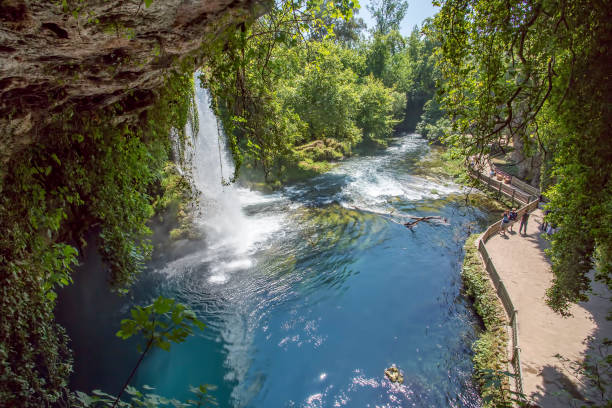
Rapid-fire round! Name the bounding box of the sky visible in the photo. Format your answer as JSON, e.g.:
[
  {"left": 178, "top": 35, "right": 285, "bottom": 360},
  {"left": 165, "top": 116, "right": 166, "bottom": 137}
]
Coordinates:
[{"left": 356, "top": 0, "right": 439, "bottom": 37}]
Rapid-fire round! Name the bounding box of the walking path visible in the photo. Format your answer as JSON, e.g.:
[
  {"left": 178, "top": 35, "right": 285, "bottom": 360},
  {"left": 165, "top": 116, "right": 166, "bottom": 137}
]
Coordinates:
[{"left": 485, "top": 210, "right": 611, "bottom": 406}]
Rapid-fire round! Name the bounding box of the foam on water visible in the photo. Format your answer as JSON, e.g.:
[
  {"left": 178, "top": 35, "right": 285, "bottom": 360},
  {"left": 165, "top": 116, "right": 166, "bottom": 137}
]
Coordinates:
[
  {"left": 166, "top": 82, "right": 285, "bottom": 283},
  {"left": 331, "top": 134, "right": 462, "bottom": 213}
]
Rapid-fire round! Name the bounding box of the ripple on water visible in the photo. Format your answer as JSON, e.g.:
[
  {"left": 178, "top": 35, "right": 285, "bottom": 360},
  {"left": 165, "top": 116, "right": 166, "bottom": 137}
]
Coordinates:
[{"left": 58, "top": 131, "right": 485, "bottom": 407}]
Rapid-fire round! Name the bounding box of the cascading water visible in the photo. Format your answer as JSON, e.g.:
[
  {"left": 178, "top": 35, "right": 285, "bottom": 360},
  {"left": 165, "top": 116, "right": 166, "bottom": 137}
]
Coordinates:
[
  {"left": 57, "top": 77, "right": 501, "bottom": 407},
  {"left": 169, "top": 83, "right": 283, "bottom": 285},
  {"left": 189, "top": 86, "right": 252, "bottom": 283}
]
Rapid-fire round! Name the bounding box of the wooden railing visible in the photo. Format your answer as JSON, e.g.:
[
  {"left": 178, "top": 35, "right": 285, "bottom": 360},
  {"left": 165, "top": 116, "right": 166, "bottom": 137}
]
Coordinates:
[
  {"left": 473, "top": 184, "right": 540, "bottom": 401},
  {"left": 487, "top": 160, "right": 540, "bottom": 197},
  {"left": 510, "top": 177, "right": 539, "bottom": 197},
  {"left": 469, "top": 168, "right": 536, "bottom": 206}
]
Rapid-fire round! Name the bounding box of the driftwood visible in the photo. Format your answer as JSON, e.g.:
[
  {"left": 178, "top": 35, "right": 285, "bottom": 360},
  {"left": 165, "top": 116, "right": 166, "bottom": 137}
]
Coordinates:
[
  {"left": 345, "top": 205, "right": 446, "bottom": 229},
  {"left": 403, "top": 216, "right": 443, "bottom": 228}
]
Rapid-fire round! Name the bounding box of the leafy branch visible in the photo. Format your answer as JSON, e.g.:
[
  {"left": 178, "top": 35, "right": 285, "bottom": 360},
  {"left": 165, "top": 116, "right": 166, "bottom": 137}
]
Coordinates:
[{"left": 110, "top": 296, "right": 206, "bottom": 407}]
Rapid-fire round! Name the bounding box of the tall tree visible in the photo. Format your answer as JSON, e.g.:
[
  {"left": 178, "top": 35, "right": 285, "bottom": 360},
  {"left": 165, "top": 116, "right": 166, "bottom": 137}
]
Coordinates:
[
  {"left": 366, "top": 0, "right": 409, "bottom": 34},
  {"left": 433, "top": 0, "right": 612, "bottom": 314}
]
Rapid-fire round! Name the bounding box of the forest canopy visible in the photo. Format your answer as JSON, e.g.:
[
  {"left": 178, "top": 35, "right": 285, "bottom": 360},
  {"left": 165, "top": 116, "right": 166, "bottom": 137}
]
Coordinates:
[{"left": 200, "top": 0, "right": 437, "bottom": 184}]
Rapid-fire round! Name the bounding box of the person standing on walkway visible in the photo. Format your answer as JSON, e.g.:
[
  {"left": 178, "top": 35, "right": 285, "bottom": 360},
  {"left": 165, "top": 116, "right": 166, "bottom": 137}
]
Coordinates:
[
  {"left": 500, "top": 211, "right": 510, "bottom": 236},
  {"left": 519, "top": 211, "right": 530, "bottom": 235},
  {"left": 540, "top": 209, "right": 551, "bottom": 231},
  {"left": 508, "top": 208, "right": 518, "bottom": 232}
]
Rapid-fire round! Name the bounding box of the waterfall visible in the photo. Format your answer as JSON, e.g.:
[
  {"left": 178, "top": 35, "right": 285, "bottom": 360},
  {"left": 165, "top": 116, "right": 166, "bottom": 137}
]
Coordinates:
[{"left": 176, "top": 80, "right": 284, "bottom": 284}]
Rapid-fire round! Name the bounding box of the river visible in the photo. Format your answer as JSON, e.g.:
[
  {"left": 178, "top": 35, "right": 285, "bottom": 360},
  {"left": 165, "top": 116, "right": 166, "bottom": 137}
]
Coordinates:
[{"left": 57, "top": 86, "right": 499, "bottom": 407}]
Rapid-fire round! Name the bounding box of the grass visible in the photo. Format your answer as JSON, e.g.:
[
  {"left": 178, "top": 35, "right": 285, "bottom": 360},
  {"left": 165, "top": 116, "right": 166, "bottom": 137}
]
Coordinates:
[
  {"left": 413, "top": 145, "right": 468, "bottom": 182},
  {"left": 462, "top": 234, "right": 513, "bottom": 407},
  {"left": 491, "top": 152, "right": 520, "bottom": 178}
]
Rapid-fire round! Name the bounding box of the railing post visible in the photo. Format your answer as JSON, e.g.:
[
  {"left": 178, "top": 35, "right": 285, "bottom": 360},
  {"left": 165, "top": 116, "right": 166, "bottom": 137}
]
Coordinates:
[{"left": 511, "top": 189, "right": 515, "bottom": 207}]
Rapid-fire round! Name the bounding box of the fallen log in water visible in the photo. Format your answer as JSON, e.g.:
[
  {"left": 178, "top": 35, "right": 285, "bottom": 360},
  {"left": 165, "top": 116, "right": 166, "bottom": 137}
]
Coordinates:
[
  {"left": 403, "top": 216, "right": 442, "bottom": 228},
  {"left": 345, "top": 205, "right": 446, "bottom": 229}
]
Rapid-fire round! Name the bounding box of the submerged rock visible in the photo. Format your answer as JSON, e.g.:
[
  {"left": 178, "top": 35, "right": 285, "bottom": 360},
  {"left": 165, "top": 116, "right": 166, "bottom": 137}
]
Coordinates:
[{"left": 384, "top": 365, "right": 404, "bottom": 384}]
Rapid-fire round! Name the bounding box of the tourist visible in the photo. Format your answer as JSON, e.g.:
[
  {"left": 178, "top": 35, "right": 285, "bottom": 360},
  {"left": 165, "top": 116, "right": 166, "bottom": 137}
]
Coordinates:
[
  {"left": 499, "top": 210, "right": 510, "bottom": 236},
  {"left": 519, "top": 211, "right": 530, "bottom": 235},
  {"left": 508, "top": 208, "right": 518, "bottom": 232},
  {"left": 540, "top": 209, "right": 551, "bottom": 231}
]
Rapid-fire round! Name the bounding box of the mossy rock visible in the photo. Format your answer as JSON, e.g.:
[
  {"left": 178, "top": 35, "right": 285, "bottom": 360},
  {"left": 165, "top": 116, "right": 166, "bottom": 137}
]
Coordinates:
[
  {"left": 152, "top": 162, "right": 201, "bottom": 241},
  {"left": 384, "top": 366, "right": 404, "bottom": 384}
]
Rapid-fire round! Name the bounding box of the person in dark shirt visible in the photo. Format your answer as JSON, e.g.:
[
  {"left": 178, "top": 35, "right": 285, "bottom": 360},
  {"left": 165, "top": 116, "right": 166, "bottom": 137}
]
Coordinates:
[
  {"left": 500, "top": 210, "right": 510, "bottom": 236},
  {"left": 540, "top": 209, "right": 551, "bottom": 231},
  {"left": 508, "top": 208, "right": 518, "bottom": 232},
  {"left": 519, "top": 211, "right": 530, "bottom": 235}
]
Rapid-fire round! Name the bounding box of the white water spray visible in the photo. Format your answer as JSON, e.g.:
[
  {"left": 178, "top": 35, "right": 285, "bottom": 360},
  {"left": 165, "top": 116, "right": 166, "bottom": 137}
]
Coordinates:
[{"left": 176, "top": 80, "right": 284, "bottom": 284}]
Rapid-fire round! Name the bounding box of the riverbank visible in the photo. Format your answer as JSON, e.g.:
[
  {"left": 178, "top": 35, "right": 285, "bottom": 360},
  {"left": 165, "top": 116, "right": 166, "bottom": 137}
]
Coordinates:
[
  {"left": 418, "top": 147, "right": 518, "bottom": 405},
  {"left": 461, "top": 234, "right": 512, "bottom": 407}
]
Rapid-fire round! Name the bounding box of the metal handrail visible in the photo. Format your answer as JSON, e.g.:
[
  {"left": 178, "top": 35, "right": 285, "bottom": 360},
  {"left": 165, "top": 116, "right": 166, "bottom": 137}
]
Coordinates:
[
  {"left": 466, "top": 165, "right": 542, "bottom": 401},
  {"left": 474, "top": 201, "right": 539, "bottom": 402}
]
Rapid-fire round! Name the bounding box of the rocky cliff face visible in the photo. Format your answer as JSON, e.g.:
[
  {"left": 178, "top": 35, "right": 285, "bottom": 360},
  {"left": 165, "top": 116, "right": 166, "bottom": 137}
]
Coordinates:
[
  {"left": 511, "top": 132, "right": 543, "bottom": 187},
  {"left": 0, "top": 0, "right": 257, "bottom": 164}
]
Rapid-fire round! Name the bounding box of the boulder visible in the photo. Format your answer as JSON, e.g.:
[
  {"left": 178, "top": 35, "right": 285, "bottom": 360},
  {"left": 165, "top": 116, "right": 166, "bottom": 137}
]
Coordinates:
[{"left": 384, "top": 365, "right": 404, "bottom": 384}]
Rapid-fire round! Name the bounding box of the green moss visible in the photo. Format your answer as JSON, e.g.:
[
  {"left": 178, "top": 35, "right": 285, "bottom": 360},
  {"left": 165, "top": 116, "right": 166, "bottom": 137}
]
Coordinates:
[
  {"left": 295, "top": 138, "right": 347, "bottom": 161},
  {"left": 461, "top": 234, "right": 512, "bottom": 407},
  {"left": 414, "top": 145, "right": 468, "bottom": 182},
  {"left": 363, "top": 136, "right": 389, "bottom": 148},
  {"left": 152, "top": 163, "right": 200, "bottom": 241}
]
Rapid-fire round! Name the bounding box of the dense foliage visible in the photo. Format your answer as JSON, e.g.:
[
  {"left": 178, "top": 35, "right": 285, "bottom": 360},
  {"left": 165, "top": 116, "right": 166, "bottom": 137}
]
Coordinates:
[
  {"left": 366, "top": 0, "right": 408, "bottom": 35},
  {"left": 0, "top": 70, "right": 197, "bottom": 406},
  {"left": 199, "top": 0, "right": 440, "bottom": 184},
  {"left": 432, "top": 0, "right": 612, "bottom": 314}
]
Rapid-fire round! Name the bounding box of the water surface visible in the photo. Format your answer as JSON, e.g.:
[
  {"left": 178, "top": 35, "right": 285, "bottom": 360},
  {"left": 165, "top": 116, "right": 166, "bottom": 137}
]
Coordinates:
[{"left": 57, "top": 88, "right": 497, "bottom": 407}]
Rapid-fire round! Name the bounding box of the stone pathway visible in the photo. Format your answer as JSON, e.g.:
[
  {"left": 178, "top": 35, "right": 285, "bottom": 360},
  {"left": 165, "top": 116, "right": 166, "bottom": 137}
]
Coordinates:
[{"left": 485, "top": 209, "right": 611, "bottom": 406}]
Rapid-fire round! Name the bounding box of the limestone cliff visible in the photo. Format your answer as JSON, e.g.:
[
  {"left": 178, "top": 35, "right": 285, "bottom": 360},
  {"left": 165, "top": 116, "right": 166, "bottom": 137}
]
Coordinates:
[
  {"left": 511, "top": 132, "right": 543, "bottom": 188},
  {"left": 0, "top": 0, "right": 258, "bottom": 164}
]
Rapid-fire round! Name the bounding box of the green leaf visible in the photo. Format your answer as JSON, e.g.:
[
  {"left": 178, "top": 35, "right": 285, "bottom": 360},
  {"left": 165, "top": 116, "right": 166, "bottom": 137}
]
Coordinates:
[
  {"left": 157, "top": 340, "right": 171, "bottom": 351},
  {"left": 75, "top": 391, "right": 93, "bottom": 406},
  {"left": 51, "top": 153, "right": 61, "bottom": 166}
]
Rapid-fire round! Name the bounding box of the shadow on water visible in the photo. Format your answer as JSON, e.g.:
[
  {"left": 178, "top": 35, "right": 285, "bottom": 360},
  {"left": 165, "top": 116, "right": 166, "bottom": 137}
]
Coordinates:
[{"left": 55, "top": 237, "right": 139, "bottom": 394}]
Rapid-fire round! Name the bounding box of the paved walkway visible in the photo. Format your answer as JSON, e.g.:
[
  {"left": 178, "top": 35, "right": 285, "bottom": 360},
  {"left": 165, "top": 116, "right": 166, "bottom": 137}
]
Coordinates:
[{"left": 485, "top": 209, "right": 611, "bottom": 406}]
